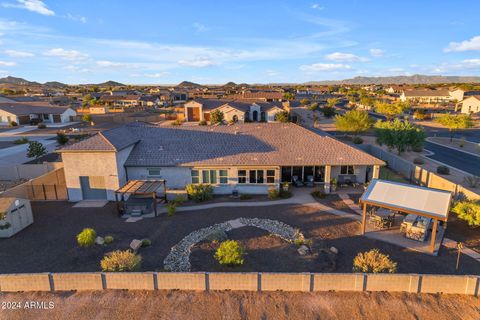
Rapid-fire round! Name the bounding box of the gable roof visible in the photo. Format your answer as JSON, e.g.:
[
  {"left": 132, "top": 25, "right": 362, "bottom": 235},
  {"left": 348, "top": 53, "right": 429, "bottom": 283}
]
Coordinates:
[
  {"left": 0, "top": 103, "right": 70, "bottom": 116},
  {"left": 189, "top": 98, "right": 232, "bottom": 111}
]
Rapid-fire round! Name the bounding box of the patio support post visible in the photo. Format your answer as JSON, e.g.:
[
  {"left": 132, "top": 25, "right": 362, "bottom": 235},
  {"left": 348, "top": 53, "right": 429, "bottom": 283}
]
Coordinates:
[
  {"left": 361, "top": 202, "right": 367, "bottom": 235},
  {"left": 324, "top": 165, "right": 332, "bottom": 193},
  {"left": 372, "top": 165, "right": 380, "bottom": 179},
  {"left": 430, "top": 218, "right": 438, "bottom": 253},
  {"left": 153, "top": 192, "right": 158, "bottom": 217}
]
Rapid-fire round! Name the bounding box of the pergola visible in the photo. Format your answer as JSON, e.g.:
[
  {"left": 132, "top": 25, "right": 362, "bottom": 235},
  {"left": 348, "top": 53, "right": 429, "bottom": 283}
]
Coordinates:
[
  {"left": 359, "top": 179, "right": 452, "bottom": 253},
  {"left": 115, "top": 180, "right": 167, "bottom": 217}
]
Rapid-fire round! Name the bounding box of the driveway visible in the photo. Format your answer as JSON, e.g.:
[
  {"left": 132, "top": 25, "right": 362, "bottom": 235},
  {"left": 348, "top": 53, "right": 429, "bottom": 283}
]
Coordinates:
[{"left": 424, "top": 141, "right": 480, "bottom": 176}]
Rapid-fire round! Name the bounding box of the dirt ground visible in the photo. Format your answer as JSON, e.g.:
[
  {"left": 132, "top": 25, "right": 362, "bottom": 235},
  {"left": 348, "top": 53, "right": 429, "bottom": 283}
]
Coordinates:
[{"left": 0, "top": 290, "right": 478, "bottom": 320}]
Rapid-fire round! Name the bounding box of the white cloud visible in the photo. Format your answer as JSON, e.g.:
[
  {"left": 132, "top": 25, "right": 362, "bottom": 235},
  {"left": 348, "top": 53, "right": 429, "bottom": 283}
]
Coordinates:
[
  {"left": 64, "top": 65, "right": 89, "bottom": 73},
  {"left": 0, "top": 61, "right": 16, "bottom": 66},
  {"left": 193, "top": 22, "right": 207, "bottom": 32},
  {"left": 144, "top": 72, "right": 170, "bottom": 78},
  {"left": 65, "top": 13, "right": 87, "bottom": 23},
  {"left": 369, "top": 48, "right": 385, "bottom": 57},
  {"left": 2, "top": 0, "right": 54, "bottom": 16},
  {"left": 325, "top": 52, "right": 367, "bottom": 62},
  {"left": 178, "top": 57, "right": 215, "bottom": 68},
  {"left": 444, "top": 36, "right": 480, "bottom": 52},
  {"left": 95, "top": 60, "right": 127, "bottom": 68},
  {"left": 43, "top": 48, "right": 88, "bottom": 61},
  {"left": 299, "top": 63, "right": 351, "bottom": 72},
  {"left": 4, "top": 49, "right": 34, "bottom": 57},
  {"left": 311, "top": 3, "right": 324, "bottom": 10},
  {"left": 430, "top": 59, "right": 480, "bottom": 74}
]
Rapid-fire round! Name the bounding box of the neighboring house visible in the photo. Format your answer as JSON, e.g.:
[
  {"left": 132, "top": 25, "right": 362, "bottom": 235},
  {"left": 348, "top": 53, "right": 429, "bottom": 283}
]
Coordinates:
[
  {"left": 448, "top": 89, "right": 464, "bottom": 102},
  {"left": 400, "top": 90, "right": 452, "bottom": 104},
  {"left": 139, "top": 95, "right": 160, "bottom": 107},
  {"left": 184, "top": 99, "right": 232, "bottom": 122},
  {"left": 59, "top": 122, "right": 383, "bottom": 201},
  {"left": 0, "top": 103, "right": 77, "bottom": 124},
  {"left": 460, "top": 96, "right": 480, "bottom": 114},
  {"left": 99, "top": 95, "right": 142, "bottom": 110},
  {"left": 230, "top": 91, "right": 284, "bottom": 102}
]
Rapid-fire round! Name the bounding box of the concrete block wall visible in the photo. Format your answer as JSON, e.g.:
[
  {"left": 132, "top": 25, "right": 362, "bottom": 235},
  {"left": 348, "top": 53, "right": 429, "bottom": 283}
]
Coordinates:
[
  {"left": 208, "top": 273, "right": 258, "bottom": 291},
  {"left": 0, "top": 273, "right": 51, "bottom": 292},
  {"left": 105, "top": 273, "right": 154, "bottom": 290},
  {"left": 52, "top": 273, "right": 103, "bottom": 291}
]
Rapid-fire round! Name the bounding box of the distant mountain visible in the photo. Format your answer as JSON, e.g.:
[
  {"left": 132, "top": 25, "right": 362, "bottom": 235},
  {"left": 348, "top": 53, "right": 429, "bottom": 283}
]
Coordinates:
[
  {"left": 44, "top": 81, "right": 68, "bottom": 88},
  {"left": 0, "top": 76, "right": 40, "bottom": 86},
  {"left": 223, "top": 81, "right": 237, "bottom": 87},
  {"left": 96, "top": 80, "right": 125, "bottom": 87},
  {"left": 177, "top": 81, "right": 202, "bottom": 88},
  {"left": 305, "top": 74, "right": 480, "bottom": 85}
]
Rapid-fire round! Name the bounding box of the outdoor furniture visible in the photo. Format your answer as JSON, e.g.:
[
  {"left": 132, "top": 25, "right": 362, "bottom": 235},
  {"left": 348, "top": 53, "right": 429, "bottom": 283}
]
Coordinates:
[
  {"left": 405, "top": 216, "right": 432, "bottom": 242},
  {"left": 305, "top": 175, "right": 315, "bottom": 187},
  {"left": 115, "top": 180, "right": 167, "bottom": 217},
  {"left": 292, "top": 175, "right": 304, "bottom": 187},
  {"left": 400, "top": 214, "right": 418, "bottom": 233},
  {"left": 369, "top": 208, "right": 395, "bottom": 230},
  {"left": 338, "top": 175, "right": 358, "bottom": 187}
]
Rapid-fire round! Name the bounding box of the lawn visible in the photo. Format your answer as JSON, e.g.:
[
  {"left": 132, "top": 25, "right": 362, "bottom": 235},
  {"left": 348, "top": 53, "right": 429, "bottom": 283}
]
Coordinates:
[
  {"left": 0, "top": 201, "right": 478, "bottom": 275},
  {"left": 379, "top": 167, "right": 410, "bottom": 183}
]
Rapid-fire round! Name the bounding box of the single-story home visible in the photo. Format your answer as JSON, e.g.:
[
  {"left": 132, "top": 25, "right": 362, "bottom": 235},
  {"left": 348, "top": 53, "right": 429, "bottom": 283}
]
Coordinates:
[
  {"left": 59, "top": 122, "right": 384, "bottom": 201},
  {"left": 0, "top": 103, "right": 77, "bottom": 125},
  {"left": 460, "top": 96, "right": 480, "bottom": 114},
  {"left": 400, "top": 90, "right": 452, "bottom": 104}
]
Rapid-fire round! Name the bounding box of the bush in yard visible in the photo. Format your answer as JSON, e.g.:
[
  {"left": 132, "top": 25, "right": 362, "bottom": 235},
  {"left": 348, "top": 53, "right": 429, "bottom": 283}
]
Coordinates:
[
  {"left": 13, "top": 137, "right": 29, "bottom": 144},
  {"left": 210, "top": 110, "right": 224, "bottom": 124},
  {"left": 37, "top": 123, "right": 46, "bottom": 129},
  {"left": 275, "top": 110, "right": 290, "bottom": 123},
  {"left": 9, "top": 121, "right": 18, "bottom": 127},
  {"left": 166, "top": 197, "right": 185, "bottom": 216},
  {"left": 171, "top": 119, "right": 182, "bottom": 126},
  {"left": 186, "top": 184, "right": 213, "bottom": 202},
  {"left": 82, "top": 114, "right": 92, "bottom": 123},
  {"left": 413, "top": 157, "right": 424, "bottom": 165},
  {"left": 436, "top": 165, "right": 450, "bottom": 175},
  {"left": 268, "top": 188, "right": 280, "bottom": 200},
  {"left": 451, "top": 201, "right": 480, "bottom": 228},
  {"left": 141, "top": 239, "right": 152, "bottom": 247},
  {"left": 100, "top": 250, "right": 142, "bottom": 272},
  {"left": 279, "top": 189, "right": 292, "bottom": 199},
  {"left": 307, "top": 103, "right": 318, "bottom": 111},
  {"left": 104, "top": 235, "right": 114, "bottom": 244},
  {"left": 26, "top": 141, "right": 47, "bottom": 162},
  {"left": 352, "top": 136, "right": 363, "bottom": 144},
  {"left": 198, "top": 120, "right": 207, "bottom": 126},
  {"left": 352, "top": 249, "right": 397, "bottom": 273},
  {"left": 56, "top": 132, "right": 69, "bottom": 145},
  {"left": 214, "top": 240, "right": 245, "bottom": 266},
  {"left": 311, "top": 189, "right": 326, "bottom": 199},
  {"left": 76, "top": 228, "right": 97, "bottom": 247},
  {"left": 322, "top": 106, "right": 336, "bottom": 118}
]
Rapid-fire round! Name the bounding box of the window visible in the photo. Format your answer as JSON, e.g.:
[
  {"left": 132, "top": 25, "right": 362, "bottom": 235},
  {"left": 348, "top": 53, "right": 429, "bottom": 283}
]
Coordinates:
[
  {"left": 191, "top": 170, "right": 199, "bottom": 184},
  {"left": 249, "top": 170, "right": 264, "bottom": 184},
  {"left": 148, "top": 168, "right": 161, "bottom": 177},
  {"left": 314, "top": 166, "right": 325, "bottom": 182},
  {"left": 340, "top": 165, "right": 355, "bottom": 175},
  {"left": 238, "top": 170, "right": 247, "bottom": 183},
  {"left": 219, "top": 170, "right": 228, "bottom": 184},
  {"left": 266, "top": 170, "right": 275, "bottom": 183},
  {"left": 202, "top": 170, "right": 217, "bottom": 184}
]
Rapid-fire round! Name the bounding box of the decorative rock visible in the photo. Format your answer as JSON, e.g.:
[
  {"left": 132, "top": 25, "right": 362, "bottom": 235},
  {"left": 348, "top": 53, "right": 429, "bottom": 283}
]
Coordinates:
[
  {"left": 330, "top": 246, "right": 339, "bottom": 254},
  {"left": 95, "top": 236, "right": 104, "bottom": 245},
  {"left": 130, "top": 239, "right": 142, "bottom": 251},
  {"left": 297, "top": 245, "right": 310, "bottom": 256}
]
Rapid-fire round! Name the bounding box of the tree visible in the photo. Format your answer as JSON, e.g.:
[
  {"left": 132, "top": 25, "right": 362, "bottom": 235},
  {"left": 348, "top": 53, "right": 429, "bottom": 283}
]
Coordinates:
[
  {"left": 322, "top": 106, "right": 336, "bottom": 118},
  {"left": 300, "top": 98, "right": 310, "bottom": 105},
  {"left": 56, "top": 132, "right": 69, "bottom": 145},
  {"left": 210, "top": 110, "right": 224, "bottom": 124},
  {"left": 283, "top": 92, "right": 295, "bottom": 100},
  {"left": 374, "top": 101, "right": 409, "bottom": 120},
  {"left": 334, "top": 110, "right": 372, "bottom": 136},
  {"left": 275, "top": 111, "right": 289, "bottom": 123},
  {"left": 26, "top": 141, "right": 47, "bottom": 162},
  {"left": 82, "top": 114, "right": 92, "bottom": 122},
  {"left": 307, "top": 103, "right": 319, "bottom": 111},
  {"left": 451, "top": 201, "right": 480, "bottom": 228},
  {"left": 375, "top": 119, "right": 425, "bottom": 154},
  {"left": 326, "top": 98, "right": 338, "bottom": 108},
  {"left": 435, "top": 114, "right": 474, "bottom": 141}
]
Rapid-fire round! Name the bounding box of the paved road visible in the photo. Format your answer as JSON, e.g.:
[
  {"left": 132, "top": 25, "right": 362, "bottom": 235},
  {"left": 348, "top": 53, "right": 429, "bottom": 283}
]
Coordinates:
[{"left": 424, "top": 141, "right": 480, "bottom": 176}]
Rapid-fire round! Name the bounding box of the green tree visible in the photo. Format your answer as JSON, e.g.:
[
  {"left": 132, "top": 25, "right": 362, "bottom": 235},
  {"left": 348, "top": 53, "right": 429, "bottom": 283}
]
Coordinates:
[
  {"left": 26, "top": 141, "right": 47, "bottom": 162},
  {"left": 300, "top": 98, "right": 310, "bottom": 105},
  {"left": 283, "top": 92, "right": 295, "bottom": 100},
  {"left": 307, "top": 103, "right": 319, "bottom": 111},
  {"left": 374, "top": 102, "right": 409, "bottom": 120},
  {"left": 210, "top": 110, "right": 224, "bottom": 124},
  {"left": 56, "top": 132, "right": 69, "bottom": 145},
  {"left": 375, "top": 119, "right": 425, "bottom": 154},
  {"left": 322, "top": 106, "right": 336, "bottom": 118},
  {"left": 82, "top": 114, "right": 92, "bottom": 122},
  {"left": 435, "top": 114, "right": 474, "bottom": 141},
  {"left": 334, "top": 110, "right": 373, "bottom": 136},
  {"left": 451, "top": 201, "right": 480, "bottom": 228},
  {"left": 275, "top": 111, "right": 289, "bottom": 123},
  {"left": 326, "top": 98, "right": 338, "bottom": 107}
]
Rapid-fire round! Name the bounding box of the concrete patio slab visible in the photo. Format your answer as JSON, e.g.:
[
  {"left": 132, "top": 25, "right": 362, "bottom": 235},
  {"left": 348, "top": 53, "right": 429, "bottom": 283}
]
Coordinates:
[{"left": 73, "top": 200, "right": 108, "bottom": 208}]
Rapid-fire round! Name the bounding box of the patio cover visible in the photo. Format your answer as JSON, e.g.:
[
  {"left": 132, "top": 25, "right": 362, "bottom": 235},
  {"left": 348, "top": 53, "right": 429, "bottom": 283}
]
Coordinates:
[
  {"left": 116, "top": 180, "right": 165, "bottom": 195},
  {"left": 360, "top": 180, "right": 452, "bottom": 221}
]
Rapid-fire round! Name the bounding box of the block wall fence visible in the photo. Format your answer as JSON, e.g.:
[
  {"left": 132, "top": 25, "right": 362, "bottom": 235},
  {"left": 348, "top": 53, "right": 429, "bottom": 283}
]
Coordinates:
[{"left": 0, "top": 273, "right": 478, "bottom": 296}]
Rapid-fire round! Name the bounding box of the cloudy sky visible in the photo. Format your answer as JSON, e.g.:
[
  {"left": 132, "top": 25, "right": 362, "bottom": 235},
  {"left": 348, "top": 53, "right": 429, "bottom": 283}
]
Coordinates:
[{"left": 0, "top": 0, "right": 479, "bottom": 84}]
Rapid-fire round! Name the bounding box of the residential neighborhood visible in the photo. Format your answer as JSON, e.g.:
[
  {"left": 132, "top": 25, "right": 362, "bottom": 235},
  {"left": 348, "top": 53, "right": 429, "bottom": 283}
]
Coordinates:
[{"left": 0, "top": 1, "right": 479, "bottom": 319}]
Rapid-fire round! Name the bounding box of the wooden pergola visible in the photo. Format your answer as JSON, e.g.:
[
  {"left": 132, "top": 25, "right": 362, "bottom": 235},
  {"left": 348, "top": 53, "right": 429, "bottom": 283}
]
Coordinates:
[
  {"left": 359, "top": 180, "right": 452, "bottom": 253},
  {"left": 115, "top": 180, "right": 167, "bottom": 217}
]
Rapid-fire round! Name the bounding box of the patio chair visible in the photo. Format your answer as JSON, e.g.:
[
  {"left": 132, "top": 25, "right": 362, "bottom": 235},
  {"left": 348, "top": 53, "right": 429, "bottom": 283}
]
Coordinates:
[
  {"left": 305, "top": 175, "right": 315, "bottom": 187},
  {"left": 292, "top": 175, "right": 304, "bottom": 187}
]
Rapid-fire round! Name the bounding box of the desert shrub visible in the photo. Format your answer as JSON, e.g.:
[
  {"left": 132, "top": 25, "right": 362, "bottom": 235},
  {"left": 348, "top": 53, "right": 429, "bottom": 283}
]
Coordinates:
[
  {"left": 279, "top": 189, "right": 292, "bottom": 199},
  {"left": 141, "top": 239, "right": 152, "bottom": 247},
  {"left": 436, "top": 165, "right": 450, "bottom": 175},
  {"left": 76, "top": 228, "right": 96, "bottom": 247},
  {"left": 294, "top": 238, "right": 304, "bottom": 246},
  {"left": 13, "top": 137, "right": 29, "bottom": 144},
  {"left": 268, "top": 188, "right": 280, "bottom": 200},
  {"left": 352, "top": 136, "right": 363, "bottom": 144},
  {"left": 311, "top": 189, "right": 326, "bottom": 199},
  {"left": 100, "top": 250, "right": 142, "bottom": 272},
  {"left": 352, "top": 249, "right": 397, "bottom": 273},
  {"left": 463, "top": 175, "right": 480, "bottom": 188},
  {"left": 413, "top": 157, "right": 424, "bottom": 165},
  {"left": 451, "top": 201, "right": 480, "bottom": 228},
  {"left": 239, "top": 194, "right": 253, "bottom": 200},
  {"left": 198, "top": 120, "right": 207, "bottom": 126},
  {"left": 56, "top": 132, "right": 69, "bottom": 145},
  {"left": 275, "top": 111, "right": 290, "bottom": 123},
  {"left": 37, "top": 123, "right": 47, "bottom": 129},
  {"left": 104, "top": 235, "right": 114, "bottom": 244},
  {"left": 413, "top": 110, "right": 426, "bottom": 120},
  {"left": 210, "top": 110, "right": 224, "bottom": 124},
  {"left": 9, "top": 121, "right": 18, "bottom": 127},
  {"left": 300, "top": 98, "right": 310, "bottom": 105},
  {"left": 307, "top": 103, "right": 319, "bottom": 111},
  {"left": 166, "top": 197, "right": 185, "bottom": 216},
  {"left": 206, "top": 230, "right": 228, "bottom": 243},
  {"left": 322, "top": 106, "right": 336, "bottom": 117},
  {"left": 186, "top": 184, "right": 213, "bottom": 202},
  {"left": 82, "top": 114, "right": 92, "bottom": 122},
  {"left": 171, "top": 119, "right": 182, "bottom": 126},
  {"left": 214, "top": 240, "right": 245, "bottom": 266}
]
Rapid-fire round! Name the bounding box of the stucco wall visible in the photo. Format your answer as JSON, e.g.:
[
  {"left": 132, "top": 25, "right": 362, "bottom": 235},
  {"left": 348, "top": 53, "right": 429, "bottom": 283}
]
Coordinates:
[
  {"left": 331, "top": 165, "right": 368, "bottom": 184},
  {"left": 126, "top": 166, "right": 192, "bottom": 189}
]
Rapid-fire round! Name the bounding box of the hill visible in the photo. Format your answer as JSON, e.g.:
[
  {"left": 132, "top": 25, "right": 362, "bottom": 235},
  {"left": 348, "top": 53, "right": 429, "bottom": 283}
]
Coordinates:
[
  {"left": 177, "top": 81, "right": 202, "bottom": 88},
  {"left": 0, "top": 76, "right": 40, "bottom": 86},
  {"left": 306, "top": 74, "right": 480, "bottom": 85},
  {"left": 44, "top": 81, "right": 68, "bottom": 88},
  {"left": 96, "top": 80, "right": 125, "bottom": 87}
]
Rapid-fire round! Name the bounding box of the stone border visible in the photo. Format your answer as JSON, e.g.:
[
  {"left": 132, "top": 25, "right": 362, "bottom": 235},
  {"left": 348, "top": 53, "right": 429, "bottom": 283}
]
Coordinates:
[{"left": 163, "top": 218, "right": 303, "bottom": 272}]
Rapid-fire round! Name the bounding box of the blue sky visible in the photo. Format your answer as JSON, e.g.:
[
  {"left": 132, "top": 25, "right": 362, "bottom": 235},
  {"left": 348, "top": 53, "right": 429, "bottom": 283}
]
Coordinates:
[{"left": 0, "top": 0, "right": 480, "bottom": 84}]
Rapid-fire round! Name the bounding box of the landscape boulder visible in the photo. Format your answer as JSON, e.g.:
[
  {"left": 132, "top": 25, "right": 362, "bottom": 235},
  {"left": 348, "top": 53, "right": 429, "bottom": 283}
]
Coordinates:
[{"left": 130, "top": 239, "right": 143, "bottom": 251}]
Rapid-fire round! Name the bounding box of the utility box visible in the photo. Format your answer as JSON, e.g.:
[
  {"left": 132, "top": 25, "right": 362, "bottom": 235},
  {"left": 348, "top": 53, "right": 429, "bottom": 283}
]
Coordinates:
[{"left": 0, "top": 197, "right": 34, "bottom": 238}]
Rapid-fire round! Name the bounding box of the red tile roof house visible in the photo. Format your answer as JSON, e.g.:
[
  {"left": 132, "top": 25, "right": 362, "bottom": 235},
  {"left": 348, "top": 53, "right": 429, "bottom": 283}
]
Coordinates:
[{"left": 59, "top": 122, "right": 383, "bottom": 201}]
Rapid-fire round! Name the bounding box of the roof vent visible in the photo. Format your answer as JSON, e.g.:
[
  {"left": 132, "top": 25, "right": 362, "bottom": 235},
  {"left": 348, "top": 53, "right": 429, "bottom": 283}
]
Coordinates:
[{"left": 158, "top": 146, "right": 164, "bottom": 151}]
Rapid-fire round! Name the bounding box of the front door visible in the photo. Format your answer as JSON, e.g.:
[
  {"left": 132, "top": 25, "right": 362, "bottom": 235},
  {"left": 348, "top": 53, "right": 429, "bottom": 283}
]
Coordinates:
[
  {"left": 252, "top": 110, "right": 258, "bottom": 122},
  {"left": 80, "top": 176, "right": 107, "bottom": 200},
  {"left": 187, "top": 107, "right": 200, "bottom": 121}
]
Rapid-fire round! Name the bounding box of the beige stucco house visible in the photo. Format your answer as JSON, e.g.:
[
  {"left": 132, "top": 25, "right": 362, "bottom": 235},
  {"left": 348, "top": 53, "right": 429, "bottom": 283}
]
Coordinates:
[{"left": 460, "top": 96, "right": 480, "bottom": 114}]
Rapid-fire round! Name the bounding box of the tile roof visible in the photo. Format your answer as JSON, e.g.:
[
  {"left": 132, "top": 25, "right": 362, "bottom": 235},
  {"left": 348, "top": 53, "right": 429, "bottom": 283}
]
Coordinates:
[
  {"left": 189, "top": 98, "right": 232, "bottom": 111},
  {"left": 0, "top": 103, "right": 70, "bottom": 115},
  {"left": 403, "top": 90, "right": 450, "bottom": 97}
]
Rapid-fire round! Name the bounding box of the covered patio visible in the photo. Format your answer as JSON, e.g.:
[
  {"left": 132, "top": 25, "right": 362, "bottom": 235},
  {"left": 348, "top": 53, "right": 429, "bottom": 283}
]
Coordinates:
[
  {"left": 115, "top": 180, "right": 167, "bottom": 217},
  {"left": 359, "top": 180, "right": 452, "bottom": 255}
]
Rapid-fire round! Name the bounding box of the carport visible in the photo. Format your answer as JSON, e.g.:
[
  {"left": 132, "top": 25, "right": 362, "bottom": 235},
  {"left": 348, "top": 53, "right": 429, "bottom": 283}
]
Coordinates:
[
  {"left": 115, "top": 180, "right": 167, "bottom": 217},
  {"left": 360, "top": 179, "right": 452, "bottom": 253}
]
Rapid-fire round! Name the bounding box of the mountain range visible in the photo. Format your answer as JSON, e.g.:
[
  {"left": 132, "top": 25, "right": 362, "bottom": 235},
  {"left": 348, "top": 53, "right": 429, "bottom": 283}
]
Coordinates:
[{"left": 305, "top": 74, "right": 480, "bottom": 85}]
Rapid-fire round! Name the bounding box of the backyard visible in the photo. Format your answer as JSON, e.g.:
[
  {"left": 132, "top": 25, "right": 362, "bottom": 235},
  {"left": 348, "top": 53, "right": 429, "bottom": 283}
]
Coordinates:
[{"left": 0, "top": 200, "right": 478, "bottom": 275}]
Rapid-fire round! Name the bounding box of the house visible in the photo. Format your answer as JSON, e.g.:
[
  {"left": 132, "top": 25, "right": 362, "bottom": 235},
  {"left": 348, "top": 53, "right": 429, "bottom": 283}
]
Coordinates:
[
  {"left": 0, "top": 103, "right": 77, "bottom": 125},
  {"left": 400, "top": 90, "right": 452, "bottom": 104},
  {"left": 184, "top": 99, "right": 232, "bottom": 122},
  {"left": 59, "top": 122, "right": 384, "bottom": 201},
  {"left": 230, "top": 91, "right": 284, "bottom": 102},
  {"left": 460, "top": 96, "right": 480, "bottom": 114},
  {"left": 99, "top": 95, "right": 142, "bottom": 110}
]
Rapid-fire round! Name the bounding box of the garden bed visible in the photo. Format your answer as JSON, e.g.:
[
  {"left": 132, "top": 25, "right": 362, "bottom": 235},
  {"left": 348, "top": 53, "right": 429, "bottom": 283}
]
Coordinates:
[{"left": 445, "top": 214, "right": 480, "bottom": 253}]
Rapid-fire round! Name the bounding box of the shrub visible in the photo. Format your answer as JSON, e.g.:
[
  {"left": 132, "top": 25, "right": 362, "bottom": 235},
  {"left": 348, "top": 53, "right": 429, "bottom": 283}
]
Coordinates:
[
  {"left": 76, "top": 228, "right": 96, "bottom": 247},
  {"left": 186, "top": 184, "right": 213, "bottom": 202},
  {"left": 13, "top": 137, "right": 29, "bottom": 144},
  {"left": 294, "top": 238, "right": 304, "bottom": 246},
  {"left": 171, "top": 119, "right": 182, "bottom": 126},
  {"left": 300, "top": 98, "right": 310, "bottom": 105},
  {"left": 279, "top": 189, "right": 292, "bottom": 199},
  {"left": 166, "top": 197, "right": 185, "bottom": 216},
  {"left": 37, "top": 123, "right": 47, "bottom": 129},
  {"left": 413, "top": 157, "right": 424, "bottom": 165},
  {"left": 436, "top": 165, "right": 450, "bottom": 175},
  {"left": 82, "top": 114, "right": 92, "bottom": 122},
  {"left": 104, "top": 235, "right": 114, "bottom": 244},
  {"left": 307, "top": 103, "right": 319, "bottom": 111},
  {"left": 463, "top": 175, "right": 480, "bottom": 188},
  {"left": 239, "top": 194, "right": 253, "bottom": 200},
  {"left": 9, "top": 121, "right": 18, "bottom": 127},
  {"left": 352, "top": 136, "right": 363, "bottom": 144},
  {"left": 275, "top": 111, "right": 289, "bottom": 123},
  {"left": 210, "top": 110, "right": 224, "bottom": 124},
  {"left": 413, "top": 110, "right": 426, "bottom": 120},
  {"left": 198, "top": 120, "right": 207, "bottom": 126},
  {"left": 322, "top": 106, "right": 336, "bottom": 118},
  {"left": 100, "top": 250, "right": 142, "bottom": 272},
  {"left": 352, "top": 249, "right": 397, "bottom": 273},
  {"left": 56, "top": 132, "right": 69, "bottom": 145},
  {"left": 214, "top": 240, "right": 245, "bottom": 266},
  {"left": 141, "top": 239, "right": 152, "bottom": 247},
  {"left": 206, "top": 230, "right": 228, "bottom": 243},
  {"left": 452, "top": 201, "right": 480, "bottom": 228},
  {"left": 268, "top": 188, "right": 280, "bottom": 200},
  {"left": 311, "top": 189, "right": 326, "bottom": 199}
]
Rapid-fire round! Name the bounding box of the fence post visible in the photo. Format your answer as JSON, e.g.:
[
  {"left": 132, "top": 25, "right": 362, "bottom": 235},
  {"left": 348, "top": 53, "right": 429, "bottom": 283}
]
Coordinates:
[
  {"left": 42, "top": 184, "right": 47, "bottom": 200},
  {"left": 54, "top": 184, "right": 58, "bottom": 200}
]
